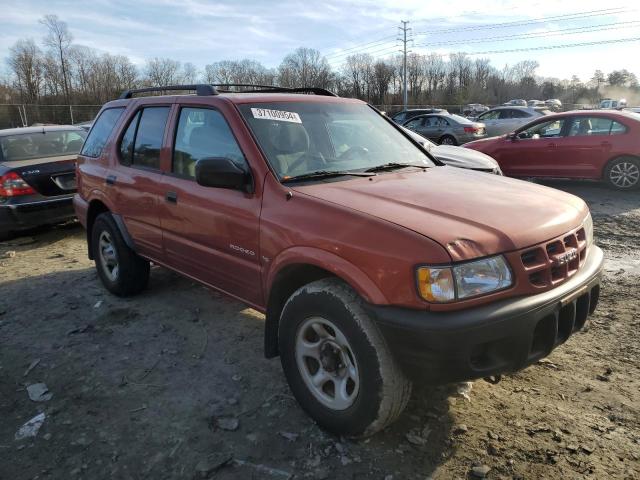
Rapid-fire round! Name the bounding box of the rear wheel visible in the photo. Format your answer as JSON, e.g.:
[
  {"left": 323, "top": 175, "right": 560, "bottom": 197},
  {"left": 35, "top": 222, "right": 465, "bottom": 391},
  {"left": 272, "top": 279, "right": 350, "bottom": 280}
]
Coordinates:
[
  {"left": 278, "top": 278, "right": 412, "bottom": 437},
  {"left": 91, "top": 213, "right": 149, "bottom": 296},
  {"left": 605, "top": 157, "right": 640, "bottom": 190},
  {"left": 439, "top": 135, "right": 457, "bottom": 146}
]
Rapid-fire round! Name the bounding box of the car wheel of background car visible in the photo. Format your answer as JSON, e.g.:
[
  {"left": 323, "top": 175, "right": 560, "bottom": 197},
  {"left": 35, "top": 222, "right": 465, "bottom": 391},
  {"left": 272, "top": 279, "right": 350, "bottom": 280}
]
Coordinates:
[
  {"left": 91, "top": 212, "right": 150, "bottom": 296},
  {"left": 604, "top": 156, "right": 640, "bottom": 190},
  {"left": 278, "top": 278, "right": 412, "bottom": 438},
  {"left": 439, "top": 135, "right": 457, "bottom": 146}
]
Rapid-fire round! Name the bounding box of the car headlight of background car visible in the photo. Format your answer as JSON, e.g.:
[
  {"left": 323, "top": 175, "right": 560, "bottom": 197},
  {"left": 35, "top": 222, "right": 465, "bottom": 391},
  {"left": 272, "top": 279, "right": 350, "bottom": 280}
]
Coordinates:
[{"left": 417, "top": 255, "right": 513, "bottom": 303}]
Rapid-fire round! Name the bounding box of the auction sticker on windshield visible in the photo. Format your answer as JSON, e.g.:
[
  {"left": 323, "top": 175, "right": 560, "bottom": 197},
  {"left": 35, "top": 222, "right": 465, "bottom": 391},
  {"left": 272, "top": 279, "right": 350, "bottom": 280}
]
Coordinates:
[{"left": 251, "top": 108, "right": 302, "bottom": 124}]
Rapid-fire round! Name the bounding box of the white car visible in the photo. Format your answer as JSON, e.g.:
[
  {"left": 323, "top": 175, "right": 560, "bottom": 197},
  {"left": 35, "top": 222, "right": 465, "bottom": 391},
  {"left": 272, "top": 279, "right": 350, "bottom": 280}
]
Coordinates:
[
  {"left": 475, "top": 107, "right": 549, "bottom": 137},
  {"left": 402, "top": 126, "right": 502, "bottom": 175}
]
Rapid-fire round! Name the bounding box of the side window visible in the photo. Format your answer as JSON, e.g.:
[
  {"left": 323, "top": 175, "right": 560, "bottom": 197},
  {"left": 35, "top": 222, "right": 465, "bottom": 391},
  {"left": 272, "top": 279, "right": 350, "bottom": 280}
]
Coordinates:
[
  {"left": 610, "top": 121, "right": 627, "bottom": 135},
  {"left": 119, "top": 111, "right": 141, "bottom": 165},
  {"left": 404, "top": 117, "right": 423, "bottom": 129},
  {"left": 173, "top": 107, "right": 246, "bottom": 178},
  {"left": 568, "top": 117, "right": 613, "bottom": 136},
  {"left": 518, "top": 119, "right": 565, "bottom": 139},
  {"left": 436, "top": 117, "right": 449, "bottom": 126},
  {"left": 81, "top": 107, "right": 125, "bottom": 158},
  {"left": 509, "top": 109, "right": 528, "bottom": 119},
  {"left": 118, "top": 107, "right": 170, "bottom": 169},
  {"left": 394, "top": 113, "right": 406, "bottom": 123},
  {"left": 480, "top": 110, "right": 499, "bottom": 120}
]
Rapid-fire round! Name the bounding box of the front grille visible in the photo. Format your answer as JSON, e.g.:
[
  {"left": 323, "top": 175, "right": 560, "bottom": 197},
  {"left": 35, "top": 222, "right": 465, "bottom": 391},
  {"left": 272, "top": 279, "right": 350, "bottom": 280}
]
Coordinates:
[{"left": 518, "top": 227, "right": 587, "bottom": 289}]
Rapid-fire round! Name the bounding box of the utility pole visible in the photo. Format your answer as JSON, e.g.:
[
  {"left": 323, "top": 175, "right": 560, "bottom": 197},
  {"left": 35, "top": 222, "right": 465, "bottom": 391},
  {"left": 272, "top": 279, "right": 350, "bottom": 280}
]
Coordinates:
[{"left": 398, "top": 21, "right": 411, "bottom": 110}]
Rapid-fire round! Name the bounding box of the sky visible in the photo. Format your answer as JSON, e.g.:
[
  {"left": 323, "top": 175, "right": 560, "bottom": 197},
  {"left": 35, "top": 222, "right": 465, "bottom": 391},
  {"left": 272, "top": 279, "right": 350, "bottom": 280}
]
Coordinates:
[{"left": 0, "top": 0, "right": 638, "bottom": 82}]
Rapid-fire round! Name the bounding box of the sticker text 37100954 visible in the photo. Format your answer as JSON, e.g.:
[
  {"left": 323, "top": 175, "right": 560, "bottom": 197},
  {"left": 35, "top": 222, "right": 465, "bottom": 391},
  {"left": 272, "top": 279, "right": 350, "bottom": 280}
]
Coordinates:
[{"left": 251, "top": 108, "right": 302, "bottom": 124}]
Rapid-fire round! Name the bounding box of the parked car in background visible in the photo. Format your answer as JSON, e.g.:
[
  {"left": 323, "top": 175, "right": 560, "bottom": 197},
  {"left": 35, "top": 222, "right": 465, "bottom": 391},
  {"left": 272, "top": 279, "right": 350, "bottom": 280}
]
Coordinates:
[
  {"left": 402, "top": 113, "right": 486, "bottom": 145},
  {"left": 545, "top": 99, "right": 563, "bottom": 111},
  {"left": 391, "top": 108, "right": 447, "bottom": 124},
  {"left": 462, "top": 103, "right": 489, "bottom": 117},
  {"left": 464, "top": 110, "right": 640, "bottom": 190},
  {"left": 599, "top": 98, "right": 627, "bottom": 110},
  {"left": 503, "top": 99, "right": 527, "bottom": 107},
  {"left": 527, "top": 100, "right": 546, "bottom": 108},
  {"left": 75, "top": 84, "right": 602, "bottom": 437},
  {"left": 0, "top": 125, "right": 87, "bottom": 239},
  {"left": 401, "top": 126, "right": 502, "bottom": 174},
  {"left": 475, "top": 106, "right": 548, "bottom": 137}
]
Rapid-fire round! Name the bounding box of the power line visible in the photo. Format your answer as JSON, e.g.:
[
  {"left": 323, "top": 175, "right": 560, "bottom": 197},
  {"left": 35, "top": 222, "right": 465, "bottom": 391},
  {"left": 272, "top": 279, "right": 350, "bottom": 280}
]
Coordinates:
[
  {"left": 412, "top": 7, "right": 632, "bottom": 36},
  {"left": 458, "top": 36, "right": 640, "bottom": 56},
  {"left": 324, "top": 35, "right": 395, "bottom": 58},
  {"left": 325, "top": 42, "right": 400, "bottom": 62},
  {"left": 412, "top": 20, "right": 640, "bottom": 48}
]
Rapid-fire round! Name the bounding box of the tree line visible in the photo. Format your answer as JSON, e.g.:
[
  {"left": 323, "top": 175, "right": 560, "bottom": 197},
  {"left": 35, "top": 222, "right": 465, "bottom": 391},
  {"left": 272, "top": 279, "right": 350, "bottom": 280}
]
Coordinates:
[{"left": 3, "top": 14, "right": 639, "bottom": 110}]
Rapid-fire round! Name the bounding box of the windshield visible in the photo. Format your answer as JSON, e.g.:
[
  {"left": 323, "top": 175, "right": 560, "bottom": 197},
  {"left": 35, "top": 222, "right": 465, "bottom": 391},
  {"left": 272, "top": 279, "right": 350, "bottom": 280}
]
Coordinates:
[
  {"left": 239, "top": 102, "right": 435, "bottom": 179},
  {"left": 0, "top": 130, "right": 87, "bottom": 162}
]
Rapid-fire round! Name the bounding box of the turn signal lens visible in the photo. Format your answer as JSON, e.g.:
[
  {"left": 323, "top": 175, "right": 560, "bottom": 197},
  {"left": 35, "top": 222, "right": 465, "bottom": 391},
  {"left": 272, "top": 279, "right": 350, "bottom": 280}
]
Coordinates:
[{"left": 416, "top": 267, "right": 455, "bottom": 302}]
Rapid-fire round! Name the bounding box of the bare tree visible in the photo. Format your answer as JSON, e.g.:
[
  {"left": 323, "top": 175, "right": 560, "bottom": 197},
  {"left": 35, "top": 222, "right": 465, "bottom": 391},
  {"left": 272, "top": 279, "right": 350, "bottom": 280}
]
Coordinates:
[
  {"left": 40, "top": 14, "right": 73, "bottom": 103},
  {"left": 145, "top": 58, "right": 182, "bottom": 86},
  {"left": 8, "top": 39, "right": 44, "bottom": 103},
  {"left": 278, "top": 47, "right": 332, "bottom": 89}
]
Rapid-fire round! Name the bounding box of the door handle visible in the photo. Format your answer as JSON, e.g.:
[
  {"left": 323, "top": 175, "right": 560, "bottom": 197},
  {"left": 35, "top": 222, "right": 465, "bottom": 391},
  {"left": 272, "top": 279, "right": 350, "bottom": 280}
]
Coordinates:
[
  {"left": 106, "top": 175, "right": 116, "bottom": 186},
  {"left": 601, "top": 141, "right": 611, "bottom": 148},
  {"left": 165, "top": 191, "right": 178, "bottom": 204}
]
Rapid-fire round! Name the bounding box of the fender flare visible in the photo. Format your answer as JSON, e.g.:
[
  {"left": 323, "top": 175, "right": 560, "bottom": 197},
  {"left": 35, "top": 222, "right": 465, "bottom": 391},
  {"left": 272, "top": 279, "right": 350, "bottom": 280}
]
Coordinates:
[{"left": 265, "top": 246, "right": 388, "bottom": 305}]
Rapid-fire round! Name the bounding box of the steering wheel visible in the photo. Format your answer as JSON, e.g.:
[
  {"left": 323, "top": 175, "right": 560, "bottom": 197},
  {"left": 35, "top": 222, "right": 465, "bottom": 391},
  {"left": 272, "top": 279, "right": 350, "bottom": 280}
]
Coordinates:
[{"left": 337, "top": 145, "right": 369, "bottom": 160}]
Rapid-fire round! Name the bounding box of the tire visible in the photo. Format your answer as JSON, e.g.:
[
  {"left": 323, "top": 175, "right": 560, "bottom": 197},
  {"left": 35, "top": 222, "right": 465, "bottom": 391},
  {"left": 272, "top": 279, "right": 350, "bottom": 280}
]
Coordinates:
[
  {"left": 604, "top": 157, "right": 640, "bottom": 190},
  {"left": 91, "top": 213, "right": 150, "bottom": 296},
  {"left": 278, "top": 278, "right": 412, "bottom": 437},
  {"left": 439, "top": 135, "right": 457, "bottom": 146},
  {"left": 0, "top": 231, "right": 12, "bottom": 242}
]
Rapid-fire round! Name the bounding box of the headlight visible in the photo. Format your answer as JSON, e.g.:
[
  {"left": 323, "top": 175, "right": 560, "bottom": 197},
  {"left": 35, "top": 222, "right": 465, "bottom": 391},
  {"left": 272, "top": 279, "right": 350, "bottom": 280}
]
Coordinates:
[
  {"left": 583, "top": 213, "right": 593, "bottom": 248},
  {"left": 417, "top": 255, "right": 513, "bottom": 303}
]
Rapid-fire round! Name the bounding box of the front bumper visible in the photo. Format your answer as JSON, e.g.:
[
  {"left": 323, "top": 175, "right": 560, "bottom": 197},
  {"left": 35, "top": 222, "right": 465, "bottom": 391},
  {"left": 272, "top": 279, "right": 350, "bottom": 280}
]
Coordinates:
[
  {"left": 0, "top": 195, "right": 75, "bottom": 234},
  {"left": 367, "top": 245, "right": 604, "bottom": 384}
]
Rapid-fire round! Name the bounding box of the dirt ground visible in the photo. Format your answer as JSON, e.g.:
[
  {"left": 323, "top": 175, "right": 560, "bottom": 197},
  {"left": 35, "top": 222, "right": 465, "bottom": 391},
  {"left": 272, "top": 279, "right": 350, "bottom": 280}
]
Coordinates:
[{"left": 0, "top": 180, "right": 638, "bottom": 480}]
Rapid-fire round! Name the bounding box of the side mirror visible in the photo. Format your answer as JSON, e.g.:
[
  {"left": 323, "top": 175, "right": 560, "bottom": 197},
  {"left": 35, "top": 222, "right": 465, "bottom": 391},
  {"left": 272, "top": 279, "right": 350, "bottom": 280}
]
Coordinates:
[
  {"left": 506, "top": 132, "right": 518, "bottom": 140},
  {"left": 195, "top": 157, "right": 252, "bottom": 193}
]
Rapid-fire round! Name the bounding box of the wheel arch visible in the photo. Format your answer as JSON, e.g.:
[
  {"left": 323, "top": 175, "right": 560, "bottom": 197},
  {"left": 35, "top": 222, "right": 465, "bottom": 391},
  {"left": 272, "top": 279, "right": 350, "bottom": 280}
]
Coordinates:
[
  {"left": 86, "top": 198, "right": 135, "bottom": 259},
  {"left": 263, "top": 248, "right": 388, "bottom": 358}
]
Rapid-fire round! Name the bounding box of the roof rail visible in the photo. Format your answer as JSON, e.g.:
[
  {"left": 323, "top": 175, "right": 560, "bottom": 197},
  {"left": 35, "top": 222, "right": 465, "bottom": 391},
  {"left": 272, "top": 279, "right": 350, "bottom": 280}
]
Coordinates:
[
  {"left": 213, "top": 84, "right": 338, "bottom": 97},
  {"left": 119, "top": 84, "right": 218, "bottom": 99}
]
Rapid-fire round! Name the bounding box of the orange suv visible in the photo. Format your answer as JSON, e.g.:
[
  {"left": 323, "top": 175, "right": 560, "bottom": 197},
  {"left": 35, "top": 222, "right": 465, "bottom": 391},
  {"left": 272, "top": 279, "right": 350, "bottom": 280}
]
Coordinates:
[{"left": 74, "top": 84, "right": 603, "bottom": 437}]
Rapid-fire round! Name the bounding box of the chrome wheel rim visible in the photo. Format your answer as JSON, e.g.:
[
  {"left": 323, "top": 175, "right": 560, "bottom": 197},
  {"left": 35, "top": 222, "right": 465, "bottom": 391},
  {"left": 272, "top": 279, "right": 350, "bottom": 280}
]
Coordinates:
[
  {"left": 98, "top": 231, "right": 119, "bottom": 281},
  {"left": 441, "top": 137, "right": 455, "bottom": 145},
  {"left": 609, "top": 161, "right": 639, "bottom": 188},
  {"left": 295, "top": 317, "right": 360, "bottom": 410}
]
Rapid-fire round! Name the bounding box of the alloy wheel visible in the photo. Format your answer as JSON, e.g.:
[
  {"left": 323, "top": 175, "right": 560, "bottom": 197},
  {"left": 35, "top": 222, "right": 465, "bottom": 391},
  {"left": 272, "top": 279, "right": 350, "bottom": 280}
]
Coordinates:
[{"left": 609, "top": 161, "right": 640, "bottom": 188}]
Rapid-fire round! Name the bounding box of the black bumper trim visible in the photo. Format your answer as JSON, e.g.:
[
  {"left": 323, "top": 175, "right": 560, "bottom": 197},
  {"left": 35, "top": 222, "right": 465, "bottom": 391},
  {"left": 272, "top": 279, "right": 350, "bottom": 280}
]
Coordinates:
[
  {"left": 0, "top": 196, "right": 75, "bottom": 233},
  {"left": 366, "top": 246, "right": 604, "bottom": 384}
]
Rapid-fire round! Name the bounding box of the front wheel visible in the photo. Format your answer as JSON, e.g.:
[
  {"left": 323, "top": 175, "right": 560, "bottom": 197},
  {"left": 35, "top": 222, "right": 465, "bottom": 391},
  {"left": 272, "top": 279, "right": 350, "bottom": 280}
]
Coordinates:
[
  {"left": 91, "top": 213, "right": 150, "bottom": 296},
  {"left": 604, "top": 157, "right": 640, "bottom": 190},
  {"left": 278, "top": 278, "right": 412, "bottom": 437}
]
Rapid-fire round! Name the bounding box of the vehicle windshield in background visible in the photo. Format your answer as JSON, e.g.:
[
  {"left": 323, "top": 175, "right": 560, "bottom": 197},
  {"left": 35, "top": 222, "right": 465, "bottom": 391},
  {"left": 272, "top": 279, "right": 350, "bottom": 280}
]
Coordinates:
[
  {"left": 0, "top": 130, "right": 87, "bottom": 162},
  {"left": 239, "top": 102, "right": 435, "bottom": 180}
]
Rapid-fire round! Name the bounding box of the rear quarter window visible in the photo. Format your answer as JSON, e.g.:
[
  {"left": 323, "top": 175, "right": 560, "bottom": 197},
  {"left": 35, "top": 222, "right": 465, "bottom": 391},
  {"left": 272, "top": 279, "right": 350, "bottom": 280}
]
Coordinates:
[{"left": 81, "top": 107, "right": 125, "bottom": 158}]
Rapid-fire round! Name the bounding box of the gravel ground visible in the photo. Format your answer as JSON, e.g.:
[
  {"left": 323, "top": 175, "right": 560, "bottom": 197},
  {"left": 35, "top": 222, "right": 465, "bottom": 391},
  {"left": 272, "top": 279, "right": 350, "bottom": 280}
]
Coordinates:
[{"left": 0, "top": 180, "right": 638, "bottom": 480}]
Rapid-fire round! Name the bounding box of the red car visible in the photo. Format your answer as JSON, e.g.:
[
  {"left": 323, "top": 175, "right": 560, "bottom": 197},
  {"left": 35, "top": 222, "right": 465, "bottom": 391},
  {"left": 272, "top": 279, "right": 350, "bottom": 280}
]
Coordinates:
[{"left": 465, "top": 110, "right": 640, "bottom": 190}]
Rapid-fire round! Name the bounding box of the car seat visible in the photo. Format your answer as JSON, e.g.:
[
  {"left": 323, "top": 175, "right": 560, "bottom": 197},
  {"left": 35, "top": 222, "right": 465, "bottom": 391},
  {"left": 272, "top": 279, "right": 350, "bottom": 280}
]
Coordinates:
[{"left": 264, "top": 122, "right": 311, "bottom": 175}]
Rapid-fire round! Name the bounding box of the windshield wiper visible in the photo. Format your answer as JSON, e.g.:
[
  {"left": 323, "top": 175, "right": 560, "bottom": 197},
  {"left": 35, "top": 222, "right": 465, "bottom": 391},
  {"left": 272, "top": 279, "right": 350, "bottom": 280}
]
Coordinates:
[
  {"left": 364, "top": 162, "right": 425, "bottom": 173},
  {"left": 282, "top": 170, "right": 376, "bottom": 183}
]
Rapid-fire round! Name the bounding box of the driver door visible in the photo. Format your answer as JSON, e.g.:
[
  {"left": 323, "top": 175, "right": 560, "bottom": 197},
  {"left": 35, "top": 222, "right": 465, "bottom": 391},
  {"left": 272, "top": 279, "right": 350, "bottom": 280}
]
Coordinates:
[{"left": 497, "top": 118, "right": 567, "bottom": 177}]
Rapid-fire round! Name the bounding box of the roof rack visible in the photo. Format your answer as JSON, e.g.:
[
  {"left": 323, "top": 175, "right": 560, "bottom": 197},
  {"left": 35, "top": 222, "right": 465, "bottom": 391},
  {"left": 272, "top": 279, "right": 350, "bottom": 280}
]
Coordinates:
[
  {"left": 118, "top": 84, "right": 338, "bottom": 99},
  {"left": 213, "top": 84, "right": 338, "bottom": 97},
  {"left": 119, "top": 84, "right": 218, "bottom": 99}
]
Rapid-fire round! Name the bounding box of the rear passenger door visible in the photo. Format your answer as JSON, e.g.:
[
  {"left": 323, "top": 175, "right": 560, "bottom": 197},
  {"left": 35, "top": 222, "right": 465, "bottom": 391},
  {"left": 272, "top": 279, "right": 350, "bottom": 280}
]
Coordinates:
[
  {"left": 112, "top": 106, "right": 170, "bottom": 260},
  {"left": 159, "top": 106, "right": 263, "bottom": 306}
]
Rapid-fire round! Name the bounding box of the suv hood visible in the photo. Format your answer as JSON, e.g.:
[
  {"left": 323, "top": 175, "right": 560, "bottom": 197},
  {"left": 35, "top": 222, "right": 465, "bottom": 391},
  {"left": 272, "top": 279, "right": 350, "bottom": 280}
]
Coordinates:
[{"left": 293, "top": 166, "right": 588, "bottom": 261}]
